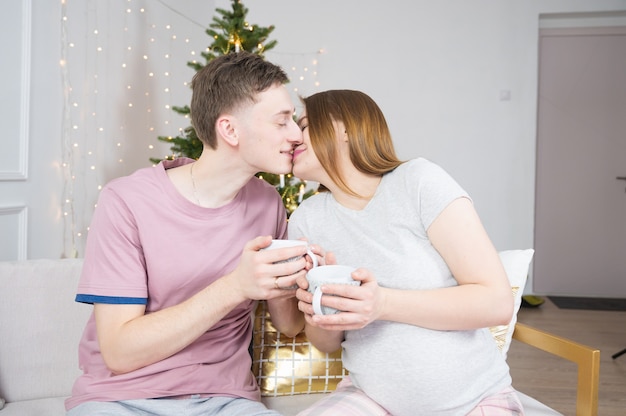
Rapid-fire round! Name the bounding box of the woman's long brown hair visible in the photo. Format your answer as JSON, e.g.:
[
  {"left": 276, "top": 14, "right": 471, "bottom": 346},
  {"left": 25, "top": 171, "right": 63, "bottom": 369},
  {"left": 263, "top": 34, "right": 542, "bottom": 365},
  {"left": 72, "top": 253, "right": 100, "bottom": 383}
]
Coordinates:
[{"left": 302, "top": 90, "right": 404, "bottom": 197}]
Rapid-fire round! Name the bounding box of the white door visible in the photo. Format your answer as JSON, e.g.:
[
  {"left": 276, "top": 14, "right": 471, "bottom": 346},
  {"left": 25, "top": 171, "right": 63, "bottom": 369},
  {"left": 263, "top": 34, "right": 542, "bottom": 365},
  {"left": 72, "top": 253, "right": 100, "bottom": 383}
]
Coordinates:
[{"left": 534, "top": 26, "right": 626, "bottom": 297}]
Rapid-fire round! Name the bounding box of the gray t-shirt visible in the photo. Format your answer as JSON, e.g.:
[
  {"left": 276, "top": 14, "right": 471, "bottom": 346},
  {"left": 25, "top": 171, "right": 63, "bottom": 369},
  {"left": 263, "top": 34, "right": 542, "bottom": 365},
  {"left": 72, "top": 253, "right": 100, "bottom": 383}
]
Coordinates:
[{"left": 288, "top": 158, "right": 511, "bottom": 415}]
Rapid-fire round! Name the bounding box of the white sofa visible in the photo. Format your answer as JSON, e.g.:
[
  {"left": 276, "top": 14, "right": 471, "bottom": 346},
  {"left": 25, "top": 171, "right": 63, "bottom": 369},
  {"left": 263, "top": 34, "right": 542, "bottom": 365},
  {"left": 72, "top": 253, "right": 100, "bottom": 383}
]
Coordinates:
[{"left": 0, "top": 258, "right": 599, "bottom": 415}]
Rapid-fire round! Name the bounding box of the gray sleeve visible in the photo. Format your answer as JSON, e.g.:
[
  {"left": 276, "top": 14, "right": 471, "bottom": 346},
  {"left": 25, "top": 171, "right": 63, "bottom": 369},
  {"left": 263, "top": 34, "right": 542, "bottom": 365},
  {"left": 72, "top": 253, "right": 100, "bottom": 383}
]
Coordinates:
[{"left": 407, "top": 159, "right": 470, "bottom": 231}]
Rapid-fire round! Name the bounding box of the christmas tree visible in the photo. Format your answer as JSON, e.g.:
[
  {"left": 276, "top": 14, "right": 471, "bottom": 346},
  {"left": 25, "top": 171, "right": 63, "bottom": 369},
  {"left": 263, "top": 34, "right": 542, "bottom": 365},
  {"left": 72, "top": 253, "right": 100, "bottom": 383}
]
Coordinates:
[{"left": 151, "top": 0, "right": 314, "bottom": 215}]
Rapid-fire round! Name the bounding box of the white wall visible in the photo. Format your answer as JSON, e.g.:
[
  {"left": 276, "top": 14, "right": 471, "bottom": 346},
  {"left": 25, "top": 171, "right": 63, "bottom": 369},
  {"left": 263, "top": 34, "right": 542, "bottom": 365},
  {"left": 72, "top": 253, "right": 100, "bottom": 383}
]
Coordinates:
[
  {"left": 1, "top": 0, "right": 64, "bottom": 260},
  {"left": 2, "top": 0, "right": 625, "bottom": 292}
]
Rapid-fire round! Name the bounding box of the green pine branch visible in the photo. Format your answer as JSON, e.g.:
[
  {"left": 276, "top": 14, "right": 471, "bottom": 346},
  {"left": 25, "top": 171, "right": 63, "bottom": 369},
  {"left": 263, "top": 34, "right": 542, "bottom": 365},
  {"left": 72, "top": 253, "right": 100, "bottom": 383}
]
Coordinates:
[{"left": 151, "top": 0, "right": 313, "bottom": 215}]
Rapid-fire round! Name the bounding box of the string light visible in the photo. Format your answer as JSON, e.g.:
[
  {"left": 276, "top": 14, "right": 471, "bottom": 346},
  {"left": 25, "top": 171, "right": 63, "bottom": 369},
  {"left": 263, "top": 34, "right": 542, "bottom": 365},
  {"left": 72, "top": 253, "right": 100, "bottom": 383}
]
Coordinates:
[
  {"left": 268, "top": 48, "right": 325, "bottom": 106},
  {"left": 60, "top": 0, "right": 324, "bottom": 257},
  {"left": 60, "top": 0, "right": 203, "bottom": 256},
  {"left": 60, "top": 0, "right": 76, "bottom": 258}
]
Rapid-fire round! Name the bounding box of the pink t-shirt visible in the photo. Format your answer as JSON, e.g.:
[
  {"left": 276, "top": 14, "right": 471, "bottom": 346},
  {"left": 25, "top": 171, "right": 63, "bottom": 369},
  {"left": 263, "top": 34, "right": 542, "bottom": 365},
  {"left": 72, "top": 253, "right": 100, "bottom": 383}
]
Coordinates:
[{"left": 66, "top": 158, "right": 287, "bottom": 410}]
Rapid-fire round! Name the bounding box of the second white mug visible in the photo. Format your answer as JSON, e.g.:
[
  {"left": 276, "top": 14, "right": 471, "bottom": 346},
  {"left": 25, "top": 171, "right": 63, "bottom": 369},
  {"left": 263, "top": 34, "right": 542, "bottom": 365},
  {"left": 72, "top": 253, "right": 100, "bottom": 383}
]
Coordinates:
[{"left": 306, "top": 265, "right": 359, "bottom": 315}]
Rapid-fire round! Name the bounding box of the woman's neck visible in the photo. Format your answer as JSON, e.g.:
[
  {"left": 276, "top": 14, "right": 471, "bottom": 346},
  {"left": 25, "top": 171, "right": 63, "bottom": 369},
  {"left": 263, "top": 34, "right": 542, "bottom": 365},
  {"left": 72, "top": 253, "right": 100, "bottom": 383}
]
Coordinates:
[{"left": 328, "top": 173, "right": 382, "bottom": 210}]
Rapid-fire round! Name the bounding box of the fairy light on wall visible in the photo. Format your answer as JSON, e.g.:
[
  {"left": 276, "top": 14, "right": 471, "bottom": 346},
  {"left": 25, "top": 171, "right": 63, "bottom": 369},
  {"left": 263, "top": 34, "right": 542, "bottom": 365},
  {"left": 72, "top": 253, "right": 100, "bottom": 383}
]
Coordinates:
[
  {"left": 60, "top": 0, "right": 77, "bottom": 257},
  {"left": 267, "top": 48, "right": 325, "bottom": 110},
  {"left": 60, "top": 0, "right": 324, "bottom": 257},
  {"left": 60, "top": 0, "right": 206, "bottom": 257}
]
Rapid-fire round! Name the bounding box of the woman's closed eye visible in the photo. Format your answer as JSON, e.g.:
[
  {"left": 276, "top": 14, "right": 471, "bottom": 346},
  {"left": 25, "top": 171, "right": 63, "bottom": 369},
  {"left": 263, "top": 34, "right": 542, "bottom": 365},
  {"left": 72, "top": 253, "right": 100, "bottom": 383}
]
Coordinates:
[{"left": 297, "top": 116, "right": 308, "bottom": 132}]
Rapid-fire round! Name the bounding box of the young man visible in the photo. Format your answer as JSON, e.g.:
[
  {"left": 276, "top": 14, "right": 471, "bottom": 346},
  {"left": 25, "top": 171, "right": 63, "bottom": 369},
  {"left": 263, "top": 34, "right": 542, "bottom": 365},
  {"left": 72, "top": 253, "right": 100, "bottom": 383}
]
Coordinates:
[{"left": 66, "top": 52, "right": 315, "bottom": 415}]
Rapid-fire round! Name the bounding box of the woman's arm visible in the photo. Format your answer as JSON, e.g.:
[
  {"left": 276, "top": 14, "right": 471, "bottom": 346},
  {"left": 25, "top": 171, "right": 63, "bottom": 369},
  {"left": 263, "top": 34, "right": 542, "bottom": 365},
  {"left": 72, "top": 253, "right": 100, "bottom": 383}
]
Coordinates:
[
  {"left": 304, "top": 320, "right": 344, "bottom": 353},
  {"left": 296, "top": 283, "right": 344, "bottom": 352},
  {"left": 294, "top": 251, "right": 345, "bottom": 353},
  {"left": 267, "top": 296, "right": 305, "bottom": 338},
  {"left": 380, "top": 197, "right": 513, "bottom": 329}
]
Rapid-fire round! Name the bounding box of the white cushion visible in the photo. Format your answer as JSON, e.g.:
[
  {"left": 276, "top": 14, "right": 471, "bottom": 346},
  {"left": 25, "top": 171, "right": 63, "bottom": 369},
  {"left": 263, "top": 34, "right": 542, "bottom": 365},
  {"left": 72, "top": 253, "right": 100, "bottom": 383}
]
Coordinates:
[
  {"left": 0, "top": 397, "right": 67, "bottom": 416},
  {"left": 491, "top": 249, "right": 535, "bottom": 358},
  {"left": 0, "top": 259, "right": 89, "bottom": 403}
]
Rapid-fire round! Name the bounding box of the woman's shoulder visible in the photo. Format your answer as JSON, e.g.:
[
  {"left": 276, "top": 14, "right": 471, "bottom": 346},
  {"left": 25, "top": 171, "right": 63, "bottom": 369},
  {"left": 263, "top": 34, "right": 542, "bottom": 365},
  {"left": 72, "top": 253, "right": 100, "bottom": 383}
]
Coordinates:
[
  {"left": 388, "top": 158, "right": 465, "bottom": 199},
  {"left": 403, "top": 157, "right": 441, "bottom": 171},
  {"left": 388, "top": 158, "right": 446, "bottom": 182}
]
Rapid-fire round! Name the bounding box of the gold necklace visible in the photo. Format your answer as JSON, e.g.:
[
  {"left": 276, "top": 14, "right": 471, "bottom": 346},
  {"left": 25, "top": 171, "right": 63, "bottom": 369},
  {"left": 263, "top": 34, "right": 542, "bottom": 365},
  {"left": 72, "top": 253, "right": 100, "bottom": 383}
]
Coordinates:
[{"left": 189, "top": 162, "right": 201, "bottom": 205}]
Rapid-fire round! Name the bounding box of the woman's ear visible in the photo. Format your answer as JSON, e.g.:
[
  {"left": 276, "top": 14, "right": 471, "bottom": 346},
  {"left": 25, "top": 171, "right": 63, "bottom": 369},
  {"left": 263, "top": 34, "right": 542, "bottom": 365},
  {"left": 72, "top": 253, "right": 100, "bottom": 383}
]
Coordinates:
[
  {"left": 335, "top": 121, "right": 349, "bottom": 142},
  {"left": 216, "top": 115, "right": 239, "bottom": 147}
]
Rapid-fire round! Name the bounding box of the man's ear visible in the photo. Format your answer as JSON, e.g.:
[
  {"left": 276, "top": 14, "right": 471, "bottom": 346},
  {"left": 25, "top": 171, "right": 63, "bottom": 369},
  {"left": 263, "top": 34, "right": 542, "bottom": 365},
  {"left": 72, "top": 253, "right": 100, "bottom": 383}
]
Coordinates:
[{"left": 216, "top": 115, "right": 239, "bottom": 147}]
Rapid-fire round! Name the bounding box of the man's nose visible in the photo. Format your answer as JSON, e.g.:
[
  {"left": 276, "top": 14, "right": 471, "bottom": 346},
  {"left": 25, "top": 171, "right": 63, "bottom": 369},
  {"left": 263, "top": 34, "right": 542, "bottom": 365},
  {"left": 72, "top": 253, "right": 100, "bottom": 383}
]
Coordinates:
[{"left": 288, "top": 121, "right": 303, "bottom": 144}]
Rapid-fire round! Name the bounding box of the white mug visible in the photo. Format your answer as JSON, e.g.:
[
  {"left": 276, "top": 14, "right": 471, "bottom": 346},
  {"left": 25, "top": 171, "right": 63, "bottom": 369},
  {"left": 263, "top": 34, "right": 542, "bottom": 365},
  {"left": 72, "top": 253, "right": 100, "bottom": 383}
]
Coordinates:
[
  {"left": 306, "top": 265, "right": 359, "bottom": 315},
  {"left": 263, "top": 240, "right": 318, "bottom": 288}
]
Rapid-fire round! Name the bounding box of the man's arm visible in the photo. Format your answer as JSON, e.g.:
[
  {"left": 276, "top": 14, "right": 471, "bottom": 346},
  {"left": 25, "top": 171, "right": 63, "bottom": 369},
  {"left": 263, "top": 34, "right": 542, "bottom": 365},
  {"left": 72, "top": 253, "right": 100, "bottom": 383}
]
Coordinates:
[
  {"left": 266, "top": 243, "right": 327, "bottom": 337},
  {"left": 96, "top": 236, "right": 310, "bottom": 374},
  {"left": 95, "top": 274, "right": 247, "bottom": 374}
]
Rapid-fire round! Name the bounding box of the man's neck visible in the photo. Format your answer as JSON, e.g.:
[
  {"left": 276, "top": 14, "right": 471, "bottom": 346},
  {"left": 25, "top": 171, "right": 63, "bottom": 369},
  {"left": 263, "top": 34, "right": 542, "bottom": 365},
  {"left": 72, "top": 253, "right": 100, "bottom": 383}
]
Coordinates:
[{"left": 189, "top": 152, "right": 255, "bottom": 208}]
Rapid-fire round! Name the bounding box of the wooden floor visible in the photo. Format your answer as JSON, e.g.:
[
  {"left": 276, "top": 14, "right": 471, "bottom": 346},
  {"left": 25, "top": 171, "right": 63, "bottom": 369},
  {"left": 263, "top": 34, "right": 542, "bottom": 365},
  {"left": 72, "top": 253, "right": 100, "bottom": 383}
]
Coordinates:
[{"left": 507, "top": 297, "right": 626, "bottom": 415}]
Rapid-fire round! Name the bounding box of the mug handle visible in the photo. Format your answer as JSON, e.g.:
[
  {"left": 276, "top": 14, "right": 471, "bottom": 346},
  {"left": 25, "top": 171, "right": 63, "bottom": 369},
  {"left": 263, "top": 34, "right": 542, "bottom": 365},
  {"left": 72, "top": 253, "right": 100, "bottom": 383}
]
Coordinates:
[
  {"left": 312, "top": 286, "right": 325, "bottom": 315},
  {"left": 306, "top": 247, "right": 318, "bottom": 268}
]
